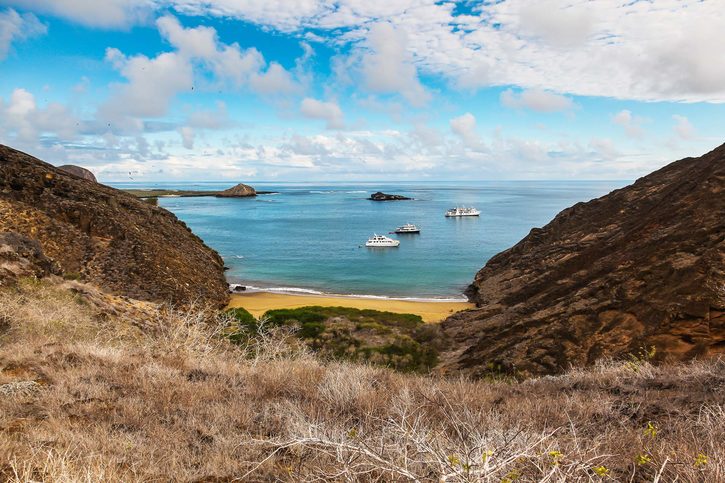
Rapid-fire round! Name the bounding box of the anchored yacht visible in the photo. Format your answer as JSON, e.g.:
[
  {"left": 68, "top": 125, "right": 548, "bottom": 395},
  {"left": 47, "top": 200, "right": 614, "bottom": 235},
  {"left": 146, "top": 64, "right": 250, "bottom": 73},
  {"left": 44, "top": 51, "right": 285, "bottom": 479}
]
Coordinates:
[
  {"left": 365, "top": 234, "right": 400, "bottom": 247},
  {"left": 394, "top": 223, "right": 420, "bottom": 234},
  {"left": 445, "top": 207, "right": 480, "bottom": 217}
]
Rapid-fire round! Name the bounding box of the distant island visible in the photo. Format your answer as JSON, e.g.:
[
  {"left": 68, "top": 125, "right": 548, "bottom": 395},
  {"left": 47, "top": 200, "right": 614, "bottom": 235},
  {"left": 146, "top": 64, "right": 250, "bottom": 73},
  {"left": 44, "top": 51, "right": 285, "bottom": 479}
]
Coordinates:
[
  {"left": 369, "top": 191, "right": 412, "bottom": 201},
  {"left": 123, "top": 182, "right": 278, "bottom": 199}
]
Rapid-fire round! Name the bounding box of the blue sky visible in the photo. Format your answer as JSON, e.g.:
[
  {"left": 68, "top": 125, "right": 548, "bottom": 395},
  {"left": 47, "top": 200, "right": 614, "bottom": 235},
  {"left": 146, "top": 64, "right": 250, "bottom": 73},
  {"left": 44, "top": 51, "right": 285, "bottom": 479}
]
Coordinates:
[{"left": 0, "top": 0, "right": 723, "bottom": 182}]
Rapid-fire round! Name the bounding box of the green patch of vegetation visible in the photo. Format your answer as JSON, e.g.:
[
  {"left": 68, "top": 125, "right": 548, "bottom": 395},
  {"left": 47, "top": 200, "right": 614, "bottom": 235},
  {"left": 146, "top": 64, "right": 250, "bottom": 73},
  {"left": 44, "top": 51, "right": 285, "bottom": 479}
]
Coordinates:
[
  {"left": 264, "top": 306, "right": 423, "bottom": 328},
  {"left": 225, "top": 307, "right": 258, "bottom": 344},
  {"left": 227, "top": 305, "right": 440, "bottom": 373},
  {"left": 62, "top": 271, "right": 82, "bottom": 281},
  {"left": 358, "top": 337, "right": 439, "bottom": 372}
]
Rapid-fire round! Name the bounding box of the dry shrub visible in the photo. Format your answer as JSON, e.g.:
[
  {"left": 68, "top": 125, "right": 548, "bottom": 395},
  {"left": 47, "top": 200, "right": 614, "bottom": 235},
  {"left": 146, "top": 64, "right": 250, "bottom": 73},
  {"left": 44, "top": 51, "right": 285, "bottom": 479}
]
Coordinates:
[{"left": 1, "top": 280, "right": 723, "bottom": 482}]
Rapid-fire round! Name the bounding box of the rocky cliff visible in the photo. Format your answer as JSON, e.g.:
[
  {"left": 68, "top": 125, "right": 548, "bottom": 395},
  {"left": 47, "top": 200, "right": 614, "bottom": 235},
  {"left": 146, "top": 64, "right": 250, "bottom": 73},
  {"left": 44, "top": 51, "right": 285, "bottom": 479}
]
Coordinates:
[
  {"left": 0, "top": 145, "right": 229, "bottom": 307},
  {"left": 440, "top": 144, "right": 725, "bottom": 377}
]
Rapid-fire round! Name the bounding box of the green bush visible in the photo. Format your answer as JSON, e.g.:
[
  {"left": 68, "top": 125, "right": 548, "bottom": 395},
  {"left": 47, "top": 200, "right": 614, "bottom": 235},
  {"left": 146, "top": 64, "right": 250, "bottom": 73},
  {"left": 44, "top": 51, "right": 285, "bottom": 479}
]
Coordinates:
[
  {"left": 226, "top": 307, "right": 256, "bottom": 326},
  {"left": 299, "top": 321, "right": 325, "bottom": 339},
  {"left": 263, "top": 306, "right": 423, "bottom": 327},
  {"left": 225, "top": 307, "right": 258, "bottom": 344},
  {"left": 264, "top": 307, "right": 327, "bottom": 325}
]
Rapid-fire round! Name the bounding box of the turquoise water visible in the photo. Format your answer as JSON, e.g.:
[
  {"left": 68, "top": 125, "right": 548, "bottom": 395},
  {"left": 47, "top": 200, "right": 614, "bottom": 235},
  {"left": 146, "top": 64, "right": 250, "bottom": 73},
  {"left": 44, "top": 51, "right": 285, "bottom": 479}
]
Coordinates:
[{"left": 111, "top": 181, "right": 625, "bottom": 299}]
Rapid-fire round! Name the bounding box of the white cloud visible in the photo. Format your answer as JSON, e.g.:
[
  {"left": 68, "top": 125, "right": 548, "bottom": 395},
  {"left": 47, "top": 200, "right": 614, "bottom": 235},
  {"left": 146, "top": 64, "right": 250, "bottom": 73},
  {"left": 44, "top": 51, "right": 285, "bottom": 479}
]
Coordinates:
[
  {"left": 518, "top": 0, "right": 594, "bottom": 47},
  {"left": 162, "top": 0, "right": 725, "bottom": 102},
  {"left": 186, "top": 101, "right": 231, "bottom": 130},
  {"left": 5, "top": 0, "right": 153, "bottom": 28},
  {"left": 672, "top": 115, "right": 696, "bottom": 141},
  {"left": 300, "top": 97, "right": 344, "bottom": 129},
  {"left": 0, "top": 8, "right": 46, "bottom": 60},
  {"left": 10, "top": 1, "right": 725, "bottom": 102},
  {"left": 100, "top": 47, "right": 193, "bottom": 122},
  {"left": 612, "top": 110, "right": 645, "bottom": 139},
  {"left": 178, "top": 126, "right": 194, "bottom": 149},
  {"left": 0, "top": 88, "right": 78, "bottom": 142},
  {"left": 450, "top": 113, "right": 485, "bottom": 151},
  {"left": 359, "top": 22, "right": 430, "bottom": 106},
  {"left": 249, "top": 62, "right": 299, "bottom": 95},
  {"left": 156, "top": 15, "right": 300, "bottom": 95},
  {"left": 99, "top": 16, "right": 303, "bottom": 126},
  {"left": 500, "top": 88, "right": 575, "bottom": 112}
]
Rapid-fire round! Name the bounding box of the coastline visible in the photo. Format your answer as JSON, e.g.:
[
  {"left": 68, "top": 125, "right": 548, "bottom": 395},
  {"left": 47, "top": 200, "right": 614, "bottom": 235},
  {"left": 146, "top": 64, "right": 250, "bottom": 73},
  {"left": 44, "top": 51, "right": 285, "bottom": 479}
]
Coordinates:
[{"left": 228, "top": 290, "right": 475, "bottom": 323}]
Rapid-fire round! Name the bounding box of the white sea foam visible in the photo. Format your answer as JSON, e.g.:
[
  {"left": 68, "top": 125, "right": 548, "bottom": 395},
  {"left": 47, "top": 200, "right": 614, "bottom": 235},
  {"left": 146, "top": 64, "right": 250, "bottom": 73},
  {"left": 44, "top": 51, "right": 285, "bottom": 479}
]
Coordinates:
[{"left": 228, "top": 284, "right": 467, "bottom": 302}]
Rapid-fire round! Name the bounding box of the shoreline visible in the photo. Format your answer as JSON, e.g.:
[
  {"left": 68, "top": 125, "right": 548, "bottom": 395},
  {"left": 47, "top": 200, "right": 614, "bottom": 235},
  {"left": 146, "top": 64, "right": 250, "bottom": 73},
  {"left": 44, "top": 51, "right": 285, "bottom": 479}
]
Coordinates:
[
  {"left": 230, "top": 284, "right": 469, "bottom": 302},
  {"left": 228, "top": 290, "right": 475, "bottom": 323}
]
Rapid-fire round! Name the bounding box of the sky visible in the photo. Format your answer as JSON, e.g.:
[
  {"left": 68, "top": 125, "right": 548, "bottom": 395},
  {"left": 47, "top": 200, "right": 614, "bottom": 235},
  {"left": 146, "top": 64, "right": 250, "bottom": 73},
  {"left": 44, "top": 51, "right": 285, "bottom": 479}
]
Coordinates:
[{"left": 0, "top": 0, "right": 723, "bottom": 182}]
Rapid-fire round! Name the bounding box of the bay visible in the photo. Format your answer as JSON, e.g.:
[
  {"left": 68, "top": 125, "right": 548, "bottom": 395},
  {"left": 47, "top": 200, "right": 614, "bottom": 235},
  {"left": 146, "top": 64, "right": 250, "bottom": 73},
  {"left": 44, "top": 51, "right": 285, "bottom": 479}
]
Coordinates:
[{"left": 110, "top": 181, "right": 625, "bottom": 299}]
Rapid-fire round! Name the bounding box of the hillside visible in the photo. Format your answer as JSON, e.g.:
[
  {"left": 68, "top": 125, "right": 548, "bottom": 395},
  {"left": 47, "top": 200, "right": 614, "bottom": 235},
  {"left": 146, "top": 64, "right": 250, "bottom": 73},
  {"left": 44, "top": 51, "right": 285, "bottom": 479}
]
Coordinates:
[
  {"left": 0, "top": 145, "right": 228, "bottom": 307},
  {"left": 440, "top": 144, "right": 725, "bottom": 377},
  {"left": 1, "top": 279, "right": 722, "bottom": 481}
]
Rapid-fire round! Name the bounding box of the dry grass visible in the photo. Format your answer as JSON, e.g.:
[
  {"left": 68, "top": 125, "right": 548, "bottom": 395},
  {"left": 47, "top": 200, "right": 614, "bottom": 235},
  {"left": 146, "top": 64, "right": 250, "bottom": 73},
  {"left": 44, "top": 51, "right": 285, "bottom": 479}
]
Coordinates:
[{"left": 1, "top": 280, "right": 723, "bottom": 482}]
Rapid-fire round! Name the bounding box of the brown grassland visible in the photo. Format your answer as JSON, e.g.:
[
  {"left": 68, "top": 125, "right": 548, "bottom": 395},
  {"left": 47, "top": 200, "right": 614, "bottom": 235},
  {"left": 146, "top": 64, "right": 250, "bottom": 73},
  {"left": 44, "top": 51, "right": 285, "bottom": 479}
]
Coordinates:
[{"left": 1, "top": 280, "right": 723, "bottom": 482}]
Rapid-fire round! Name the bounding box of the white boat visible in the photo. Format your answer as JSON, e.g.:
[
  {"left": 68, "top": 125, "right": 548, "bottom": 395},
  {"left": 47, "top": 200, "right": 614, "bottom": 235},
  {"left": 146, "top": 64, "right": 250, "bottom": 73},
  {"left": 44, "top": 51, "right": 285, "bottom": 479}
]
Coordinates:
[
  {"left": 365, "top": 234, "right": 400, "bottom": 247},
  {"left": 394, "top": 223, "right": 420, "bottom": 234},
  {"left": 445, "top": 206, "right": 480, "bottom": 217}
]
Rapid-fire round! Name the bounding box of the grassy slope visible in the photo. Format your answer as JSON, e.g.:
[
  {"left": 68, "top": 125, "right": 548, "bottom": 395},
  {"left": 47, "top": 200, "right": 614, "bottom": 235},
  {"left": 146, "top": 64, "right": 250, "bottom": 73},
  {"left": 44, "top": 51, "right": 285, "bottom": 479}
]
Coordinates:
[{"left": 1, "top": 281, "right": 723, "bottom": 482}]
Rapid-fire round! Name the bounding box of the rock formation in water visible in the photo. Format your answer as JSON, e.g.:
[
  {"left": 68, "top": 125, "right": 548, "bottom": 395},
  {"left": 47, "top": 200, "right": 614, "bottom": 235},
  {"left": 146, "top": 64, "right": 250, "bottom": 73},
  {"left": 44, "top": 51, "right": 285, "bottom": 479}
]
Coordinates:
[
  {"left": 0, "top": 145, "right": 229, "bottom": 307},
  {"left": 370, "top": 191, "right": 412, "bottom": 201},
  {"left": 440, "top": 143, "right": 725, "bottom": 377},
  {"left": 216, "top": 183, "right": 256, "bottom": 197},
  {"left": 58, "top": 164, "right": 97, "bottom": 182}
]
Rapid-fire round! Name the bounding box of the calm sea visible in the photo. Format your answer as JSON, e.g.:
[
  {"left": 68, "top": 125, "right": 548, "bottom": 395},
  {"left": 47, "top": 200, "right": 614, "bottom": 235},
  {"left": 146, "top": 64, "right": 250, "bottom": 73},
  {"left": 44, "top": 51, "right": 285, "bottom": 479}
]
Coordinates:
[{"left": 110, "top": 181, "right": 625, "bottom": 299}]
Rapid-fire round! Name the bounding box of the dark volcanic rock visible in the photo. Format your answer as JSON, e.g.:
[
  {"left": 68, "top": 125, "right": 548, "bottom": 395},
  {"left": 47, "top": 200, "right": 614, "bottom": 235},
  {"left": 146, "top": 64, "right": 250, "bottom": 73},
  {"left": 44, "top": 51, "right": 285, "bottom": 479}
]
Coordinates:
[
  {"left": 370, "top": 191, "right": 411, "bottom": 201},
  {"left": 216, "top": 183, "right": 256, "bottom": 197},
  {"left": 0, "top": 232, "right": 60, "bottom": 286},
  {"left": 440, "top": 144, "right": 725, "bottom": 377},
  {"left": 0, "top": 145, "right": 229, "bottom": 307},
  {"left": 58, "top": 164, "right": 97, "bottom": 183}
]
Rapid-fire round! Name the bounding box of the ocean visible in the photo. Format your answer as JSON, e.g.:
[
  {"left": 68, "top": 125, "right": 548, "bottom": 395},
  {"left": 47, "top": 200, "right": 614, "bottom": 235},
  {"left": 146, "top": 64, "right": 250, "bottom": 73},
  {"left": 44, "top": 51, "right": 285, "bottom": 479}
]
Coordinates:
[{"left": 110, "top": 181, "right": 625, "bottom": 299}]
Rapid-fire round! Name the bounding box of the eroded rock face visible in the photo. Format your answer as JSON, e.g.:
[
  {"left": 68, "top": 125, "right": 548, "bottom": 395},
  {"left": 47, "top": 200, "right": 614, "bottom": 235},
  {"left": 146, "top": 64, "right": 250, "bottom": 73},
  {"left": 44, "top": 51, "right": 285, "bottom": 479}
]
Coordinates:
[
  {"left": 0, "top": 232, "right": 60, "bottom": 286},
  {"left": 216, "top": 183, "right": 256, "bottom": 197},
  {"left": 0, "top": 145, "right": 229, "bottom": 307},
  {"left": 440, "top": 144, "right": 725, "bottom": 377},
  {"left": 58, "top": 165, "right": 97, "bottom": 183}
]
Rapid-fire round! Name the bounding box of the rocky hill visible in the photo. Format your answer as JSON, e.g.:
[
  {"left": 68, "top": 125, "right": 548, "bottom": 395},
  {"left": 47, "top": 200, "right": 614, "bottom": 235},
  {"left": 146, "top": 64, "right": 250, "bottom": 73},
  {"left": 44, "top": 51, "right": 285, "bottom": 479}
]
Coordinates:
[
  {"left": 440, "top": 144, "right": 725, "bottom": 377},
  {"left": 0, "top": 145, "right": 229, "bottom": 307},
  {"left": 58, "top": 164, "right": 97, "bottom": 182},
  {"left": 216, "top": 183, "right": 256, "bottom": 197}
]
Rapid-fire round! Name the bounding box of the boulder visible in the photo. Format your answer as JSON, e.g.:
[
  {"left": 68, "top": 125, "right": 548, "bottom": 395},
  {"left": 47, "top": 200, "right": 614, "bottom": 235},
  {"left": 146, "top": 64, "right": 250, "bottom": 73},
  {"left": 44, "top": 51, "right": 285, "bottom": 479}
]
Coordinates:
[{"left": 58, "top": 165, "right": 97, "bottom": 182}]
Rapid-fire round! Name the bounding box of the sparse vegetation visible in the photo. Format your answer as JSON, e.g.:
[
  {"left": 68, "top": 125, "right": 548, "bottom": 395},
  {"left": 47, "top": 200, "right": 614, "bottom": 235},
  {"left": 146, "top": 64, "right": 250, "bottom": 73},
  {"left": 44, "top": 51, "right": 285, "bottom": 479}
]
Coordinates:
[
  {"left": 1, "top": 281, "right": 723, "bottom": 482},
  {"left": 228, "top": 305, "right": 441, "bottom": 372}
]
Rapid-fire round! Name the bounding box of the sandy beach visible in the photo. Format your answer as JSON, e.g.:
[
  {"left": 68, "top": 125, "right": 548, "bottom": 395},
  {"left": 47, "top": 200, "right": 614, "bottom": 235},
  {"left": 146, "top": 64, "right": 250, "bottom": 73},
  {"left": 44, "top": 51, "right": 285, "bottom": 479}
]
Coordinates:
[{"left": 228, "top": 291, "right": 475, "bottom": 323}]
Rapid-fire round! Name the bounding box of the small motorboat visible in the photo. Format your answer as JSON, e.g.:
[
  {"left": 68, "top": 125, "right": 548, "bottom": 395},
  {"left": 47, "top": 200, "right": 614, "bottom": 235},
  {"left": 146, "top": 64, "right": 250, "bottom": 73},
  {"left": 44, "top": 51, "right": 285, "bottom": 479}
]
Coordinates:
[
  {"left": 394, "top": 223, "right": 420, "bottom": 234},
  {"left": 365, "top": 234, "right": 400, "bottom": 247}
]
